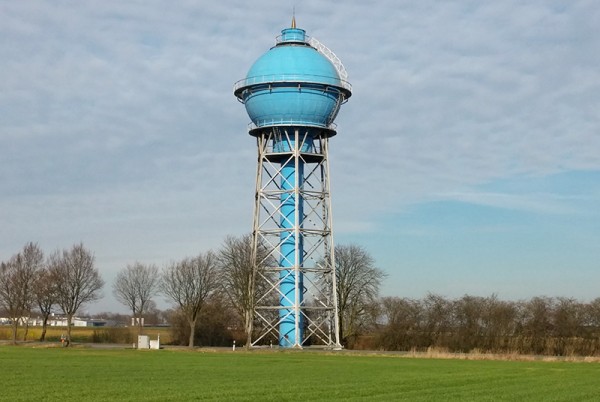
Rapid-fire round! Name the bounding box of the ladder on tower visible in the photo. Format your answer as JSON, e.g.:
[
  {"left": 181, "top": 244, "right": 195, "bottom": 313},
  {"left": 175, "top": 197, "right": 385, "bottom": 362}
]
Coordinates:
[{"left": 308, "top": 37, "right": 351, "bottom": 92}]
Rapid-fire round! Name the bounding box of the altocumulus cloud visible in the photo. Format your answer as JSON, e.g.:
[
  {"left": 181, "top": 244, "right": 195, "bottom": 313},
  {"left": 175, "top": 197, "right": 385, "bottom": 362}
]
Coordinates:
[{"left": 1, "top": 0, "right": 599, "bottom": 310}]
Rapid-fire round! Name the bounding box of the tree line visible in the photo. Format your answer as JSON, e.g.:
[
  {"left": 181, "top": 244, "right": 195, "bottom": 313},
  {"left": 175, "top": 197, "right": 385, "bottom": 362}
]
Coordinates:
[
  {"left": 113, "top": 239, "right": 385, "bottom": 349},
  {"left": 369, "top": 294, "right": 600, "bottom": 356},
  {"left": 4, "top": 240, "right": 599, "bottom": 356},
  {"left": 0, "top": 242, "right": 104, "bottom": 345},
  {"left": 0, "top": 239, "right": 384, "bottom": 350}
]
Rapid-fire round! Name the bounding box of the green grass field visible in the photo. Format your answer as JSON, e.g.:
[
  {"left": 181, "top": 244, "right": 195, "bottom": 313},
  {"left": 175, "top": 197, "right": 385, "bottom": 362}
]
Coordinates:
[{"left": 1, "top": 346, "right": 598, "bottom": 401}]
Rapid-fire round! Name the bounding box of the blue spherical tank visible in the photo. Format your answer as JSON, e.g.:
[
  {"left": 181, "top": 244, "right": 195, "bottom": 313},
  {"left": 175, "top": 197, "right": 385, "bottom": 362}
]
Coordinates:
[{"left": 234, "top": 27, "right": 351, "bottom": 130}]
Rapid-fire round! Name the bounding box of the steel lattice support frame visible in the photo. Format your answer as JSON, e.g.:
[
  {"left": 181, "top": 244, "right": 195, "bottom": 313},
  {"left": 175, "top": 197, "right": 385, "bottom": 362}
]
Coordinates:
[{"left": 249, "top": 125, "right": 341, "bottom": 349}]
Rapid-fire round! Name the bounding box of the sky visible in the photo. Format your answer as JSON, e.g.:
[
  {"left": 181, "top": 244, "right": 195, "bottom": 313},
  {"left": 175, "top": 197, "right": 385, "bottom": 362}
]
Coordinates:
[{"left": 1, "top": 1, "right": 599, "bottom": 314}]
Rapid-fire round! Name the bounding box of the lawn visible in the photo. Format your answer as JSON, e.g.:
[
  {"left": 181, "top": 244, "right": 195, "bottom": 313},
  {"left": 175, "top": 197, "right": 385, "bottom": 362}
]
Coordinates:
[{"left": 0, "top": 346, "right": 598, "bottom": 401}]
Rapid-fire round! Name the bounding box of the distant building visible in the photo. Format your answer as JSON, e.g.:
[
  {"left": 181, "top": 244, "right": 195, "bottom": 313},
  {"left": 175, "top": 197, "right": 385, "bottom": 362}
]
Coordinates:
[{"left": 0, "top": 315, "right": 106, "bottom": 327}]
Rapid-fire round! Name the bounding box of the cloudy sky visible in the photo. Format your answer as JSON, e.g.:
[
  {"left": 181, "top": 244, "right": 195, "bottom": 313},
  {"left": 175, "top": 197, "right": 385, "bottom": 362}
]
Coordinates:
[{"left": 2, "top": 1, "right": 599, "bottom": 313}]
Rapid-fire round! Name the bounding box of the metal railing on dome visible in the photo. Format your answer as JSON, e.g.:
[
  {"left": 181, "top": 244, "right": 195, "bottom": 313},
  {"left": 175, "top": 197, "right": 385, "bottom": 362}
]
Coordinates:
[
  {"left": 233, "top": 73, "right": 352, "bottom": 93},
  {"left": 247, "top": 120, "right": 338, "bottom": 131}
]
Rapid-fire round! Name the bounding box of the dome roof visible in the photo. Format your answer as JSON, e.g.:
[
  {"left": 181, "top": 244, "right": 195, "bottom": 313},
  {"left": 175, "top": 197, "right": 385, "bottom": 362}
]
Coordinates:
[
  {"left": 245, "top": 32, "right": 342, "bottom": 88},
  {"left": 234, "top": 27, "right": 351, "bottom": 130}
]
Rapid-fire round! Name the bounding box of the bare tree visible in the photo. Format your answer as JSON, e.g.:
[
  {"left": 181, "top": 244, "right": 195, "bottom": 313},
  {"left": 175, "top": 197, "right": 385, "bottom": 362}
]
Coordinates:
[
  {"left": 0, "top": 243, "right": 44, "bottom": 343},
  {"left": 161, "top": 251, "right": 219, "bottom": 347},
  {"left": 375, "top": 297, "right": 424, "bottom": 350},
  {"left": 453, "top": 295, "right": 487, "bottom": 351},
  {"left": 552, "top": 297, "right": 584, "bottom": 339},
  {"left": 422, "top": 292, "right": 454, "bottom": 346},
  {"left": 335, "top": 244, "right": 385, "bottom": 347},
  {"left": 586, "top": 298, "right": 600, "bottom": 328},
  {"left": 519, "top": 296, "right": 554, "bottom": 354},
  {"left": 113, "top": 262, "right": 160, "bottom": 335},
  {"left": 217, "top": 234, "right": 273, "bottom": 348},
  {"left": 0, "top": 259, "right": 21, "bottom": 343},
  {"left": 19, "top": 243, "right": 45, "bottom": 341},
  {"left": 32, "top": 267, "right": 57, "bottom": 341},
  {"left": 49, "top": 243, "right": 104, "bottom": 346},
  {"left": 141, "top": 300, "right": 163, "bottom": 326}
]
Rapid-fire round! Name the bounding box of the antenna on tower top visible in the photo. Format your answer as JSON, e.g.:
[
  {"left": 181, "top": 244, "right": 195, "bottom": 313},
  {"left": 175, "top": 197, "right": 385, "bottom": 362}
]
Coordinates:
[{"left": 291, "top": 6, "right": 296, "bottom": 28}]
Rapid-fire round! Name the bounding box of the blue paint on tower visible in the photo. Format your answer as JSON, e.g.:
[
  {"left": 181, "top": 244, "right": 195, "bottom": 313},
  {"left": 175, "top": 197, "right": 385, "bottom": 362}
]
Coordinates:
[{"left": 235, "top": 21, "right": 351, "bottom": 347}]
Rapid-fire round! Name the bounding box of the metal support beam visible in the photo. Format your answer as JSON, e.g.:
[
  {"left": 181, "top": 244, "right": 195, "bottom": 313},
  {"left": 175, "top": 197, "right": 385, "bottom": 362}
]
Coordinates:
[{"left": 250, "top": 126, "right": 341, "bottom": 349}]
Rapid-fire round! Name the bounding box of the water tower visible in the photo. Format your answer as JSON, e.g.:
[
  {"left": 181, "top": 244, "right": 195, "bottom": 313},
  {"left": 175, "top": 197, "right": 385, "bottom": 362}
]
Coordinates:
[{"left": 234, "top": 18, "right": 351, "bottom": 348}]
